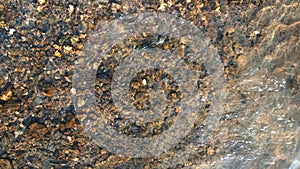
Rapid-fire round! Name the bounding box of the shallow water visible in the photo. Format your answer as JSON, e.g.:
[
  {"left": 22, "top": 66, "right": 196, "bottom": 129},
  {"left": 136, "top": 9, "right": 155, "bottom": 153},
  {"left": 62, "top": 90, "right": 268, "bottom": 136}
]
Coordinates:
[{"left": 0, "top": 0, "right": 299, "bottom": 168}]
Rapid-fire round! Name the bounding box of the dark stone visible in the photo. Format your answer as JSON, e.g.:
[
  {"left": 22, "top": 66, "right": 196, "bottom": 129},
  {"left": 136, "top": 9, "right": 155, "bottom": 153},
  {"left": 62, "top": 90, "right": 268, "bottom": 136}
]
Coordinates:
[
  {"left": 22, "top": 116, "right": 39, "bottom": 128},
  {"left": 216, "top": 27, "right": 224, "bottom": 41},
  {"left": 142, "top": 0, "right": 160, "bottom": 9}
]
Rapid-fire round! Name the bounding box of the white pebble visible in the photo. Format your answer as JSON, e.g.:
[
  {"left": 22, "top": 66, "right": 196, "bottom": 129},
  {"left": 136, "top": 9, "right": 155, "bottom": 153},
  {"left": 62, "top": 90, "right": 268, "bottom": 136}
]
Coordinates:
[
  {"left": 73, "top": 158, "right": 79, "bottom": 162},
  {"left": 68, "top": 4, "right": 74, "bottom": 13},
  {"left": 9, "top": 28, "right": 15, "bottom": 35},
  {"left": 38, "top": 0, "right": 46, "bottom": 5},
  {"left": 70, "top": 88, "right": 76, "bottom": 94},
  {"left": 21, "top": 36, "right": 27, "bottom": 41},
  {"left": 67, "top": 136, "right": 72, "bottom": 141},
  {"left": 142, "top": 79, "right": 147, "bottom": 85}
]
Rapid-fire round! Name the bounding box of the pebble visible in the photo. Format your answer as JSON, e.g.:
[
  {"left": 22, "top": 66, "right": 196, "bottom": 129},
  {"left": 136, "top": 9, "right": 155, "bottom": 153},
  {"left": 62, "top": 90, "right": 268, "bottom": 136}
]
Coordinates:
[
  {"left": 0, "top": 4, "right": 4, "bottom": 11},
  {"left": 38, "top": 0, "right": 46, "bottom": 5},
  {"left": 8, "top": 28, "right": 15, "bottom": 35},
  {"left": 34, "top": 96, "right": 44, "bottom": 105},
  {"left": 0, "top": 90, "right": 12, "bottom": 101},
  {"left": 70, "top": 88, "right": 76, "bottom": 94},
  {"left": 73, "top": 158, "right": 79, "bottom": 162},
  {"left": 64, "top": 46, "right": 73, "bottom": 52},
  {"left": 37, "top": 6, "right": 43, "bottom": 12},
  {"left": 142, "top": 79, "right": 147, "bottom": 85},
  {"left": 54, "top": 51, "right": 62, "bottom": 58},
  {"left": 14, "top": 131, "right": 23, "bottom": 138},
  {"left": 67, "top": 136, "right": 72, "bottom": 142},
  {"left": 68, "top": 5, "right": 74, "bottom": 13},
  {"left": 237, "top": 54, "right": 247, "bottom": 67},
  {"left": 77, "top": 99, "right": 85, "bottom": 107},
  {"left": 158, "top": 3, "right": 167, "bottom": 11}
]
